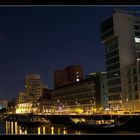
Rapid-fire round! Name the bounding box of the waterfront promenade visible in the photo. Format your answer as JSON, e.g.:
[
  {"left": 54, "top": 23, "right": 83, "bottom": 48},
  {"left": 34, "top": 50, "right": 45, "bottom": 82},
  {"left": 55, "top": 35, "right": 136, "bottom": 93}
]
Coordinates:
[{"left": 1, "top": 113, "right": 140, "bottom": 133}]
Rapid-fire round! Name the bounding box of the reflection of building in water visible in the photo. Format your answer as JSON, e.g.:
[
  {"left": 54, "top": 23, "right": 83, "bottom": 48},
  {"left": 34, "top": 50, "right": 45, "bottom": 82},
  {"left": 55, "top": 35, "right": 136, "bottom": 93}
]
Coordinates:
[
  {"left": 6, "top": 121, "right": 28, "bottom": 134},
  {"left": 43, "top": 126, "right": 45, "bottom": 134},
  {"left": 51, "top": 126, "right": 54, "bottom": 135}
]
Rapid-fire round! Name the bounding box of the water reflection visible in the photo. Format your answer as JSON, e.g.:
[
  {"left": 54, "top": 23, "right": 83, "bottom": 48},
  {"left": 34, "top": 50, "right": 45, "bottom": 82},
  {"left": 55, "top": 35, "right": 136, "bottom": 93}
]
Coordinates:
[
  {"left": 5, "top": 121, "right": 83, "bottom": 135},
  {"left": 1, "top": 121, "right": 138, "bottom": 135}
]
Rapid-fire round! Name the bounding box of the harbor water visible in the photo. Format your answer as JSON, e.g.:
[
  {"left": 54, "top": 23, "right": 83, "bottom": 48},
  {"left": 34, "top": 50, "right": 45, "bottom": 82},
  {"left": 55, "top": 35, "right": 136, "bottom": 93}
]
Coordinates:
[{"left": 0, "top": 121, "right": 139, "bottom": 135}]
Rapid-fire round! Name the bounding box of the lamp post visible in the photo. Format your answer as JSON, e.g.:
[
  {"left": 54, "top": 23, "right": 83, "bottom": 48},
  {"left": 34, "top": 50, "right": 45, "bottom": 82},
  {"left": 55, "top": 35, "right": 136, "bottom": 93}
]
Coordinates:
[
  {"left": 90, "top": 100, "right": 92, "bottom": 105},
  {"left": 119, "top": 100, "right": 122, "bottom": 111},
  {"left": 57, "top": 100, "right": 60, "bottom": 114},
  {"left": 37, "top": 103, "right": 40, "bottom": 114},
  {"left": 126, "top": 98, "right": 128, "bottom": 111},
  {"left": 42, "top": 105, "right": 44, "bottom": 114},
  {"left": 75, "top": 101, "right": 78, "bottom": 106},
  {"left": 89, "top": 100, "right": 93, "bottom": 113}
]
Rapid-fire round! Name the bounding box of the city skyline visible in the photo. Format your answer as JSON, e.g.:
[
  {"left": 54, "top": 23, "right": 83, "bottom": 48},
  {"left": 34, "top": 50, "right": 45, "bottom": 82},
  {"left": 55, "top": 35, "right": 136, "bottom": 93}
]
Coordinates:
[{"left": 0, "top": 6, "right": 140, "bottom": 100}]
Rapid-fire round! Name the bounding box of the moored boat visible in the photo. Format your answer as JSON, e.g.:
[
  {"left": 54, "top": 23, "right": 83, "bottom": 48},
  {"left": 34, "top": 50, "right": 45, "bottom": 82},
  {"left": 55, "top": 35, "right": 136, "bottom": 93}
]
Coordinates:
[
  {"left": 17, "top": 115, "right": 50, "bottom": 126},
  {"left": 69, "top": 118, "right": 121, "bottom": 132}
]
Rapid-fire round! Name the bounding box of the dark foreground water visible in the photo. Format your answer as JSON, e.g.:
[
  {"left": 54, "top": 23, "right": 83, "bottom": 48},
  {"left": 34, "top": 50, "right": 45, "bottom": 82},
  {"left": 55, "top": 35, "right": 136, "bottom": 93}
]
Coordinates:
[{"left": 0, "top": 121, "right": 139, "bottom": 135}]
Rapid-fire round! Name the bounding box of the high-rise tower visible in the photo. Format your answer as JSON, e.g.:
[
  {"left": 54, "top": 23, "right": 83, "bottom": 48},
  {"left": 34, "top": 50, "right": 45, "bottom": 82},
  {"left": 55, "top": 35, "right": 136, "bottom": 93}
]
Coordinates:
[
  {"left": 25, "top": 74, "right": 42, "bottom": 95},
  {"left": 101, "top": 9, "right": 140, "bottom": 110}
]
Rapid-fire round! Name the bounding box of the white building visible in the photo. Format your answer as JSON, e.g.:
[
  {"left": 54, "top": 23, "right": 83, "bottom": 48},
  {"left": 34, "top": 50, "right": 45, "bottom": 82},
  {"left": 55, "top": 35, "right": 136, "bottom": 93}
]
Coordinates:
[
  {"left": 101, "top": 9, "right": 140, "bottom": 110},
  {"left": 15, "top": 102, "right": 35, "bottom": 114}
]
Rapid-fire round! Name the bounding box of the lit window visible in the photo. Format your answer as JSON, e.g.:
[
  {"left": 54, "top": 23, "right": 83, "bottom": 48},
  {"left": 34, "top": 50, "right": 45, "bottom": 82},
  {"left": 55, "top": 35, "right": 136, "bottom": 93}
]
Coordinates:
[
  {"left": 76, "top": 79, "right": 79, "bottom": 82},
  {"left": 135, "top": 37, "right": 140, "bottom": 43}
]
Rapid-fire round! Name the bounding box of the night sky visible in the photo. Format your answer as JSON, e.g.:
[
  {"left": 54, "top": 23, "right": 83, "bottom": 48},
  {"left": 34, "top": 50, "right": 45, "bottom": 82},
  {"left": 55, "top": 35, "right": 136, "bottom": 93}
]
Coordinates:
[{"left": 0, "top": 6, "right": 140, "bottom": 100}]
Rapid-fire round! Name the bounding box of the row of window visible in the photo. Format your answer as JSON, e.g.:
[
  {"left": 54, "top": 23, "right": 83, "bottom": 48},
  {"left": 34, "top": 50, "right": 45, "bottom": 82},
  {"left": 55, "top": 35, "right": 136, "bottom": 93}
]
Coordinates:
[
  {"left": 128, "top": 84, "right": 138, "bottom": 92},
  {"left": 17, "top": 107, "right": 31, "bottom": 109},
  {"left": 105, "top": 43, "right": 118, "bottom": 53},
  {"left": 107, "top": 63, "right": 120, "bottom": 71},
  {"left": 108, "top": 94, "right": 121, "bottom": 100},
  {"left": 128, "top": 92, "right": 139, "bottom": 100},
  {"left": 134, "top": 25, "right": 140, "bottom": 30},
  {"left": 127, "top": 76, "right": 138, "bottom": 84},
  {"left": 135, "top": 43, "right": 140, "bottom": 50},
  {"left": 108, "top": 86, "right": 121, "bottom": 93},
  {"left": 107, "top": 71, "right": 120, "bottom": 78},
  {"left": 135, "top": 31, "right": 140, "bottom": 36},
  {"left": 106, "top": 56, "right": 120, "bottom": 65},
  {"left": 127, "top": 67, "right": 137, "bottom": 75},
  {"left": 107, "top": 78, "right": 121, "bottom": 86},
  {"left": 53, "top": 92, "right": 94, "bottom": 102},
  {"left": 53, "top": 98, "right": 95, "bottom": 106},
  {"left": 54, "top": 87, "right": 95, "bottom": 97},
  {"left": 101, "top": 29, "right": 114, "bottom": 40},
  {"left": 127, "top": 68, "right": 140, "bottom": 76},
  {"left": 106, "top": 50, "right": 119, "bottom": 59},
  {"left": 104, "top": 37, "right": 118, "bottom": 46},
  {"left": 101, "top": 17, "right": 113, "bottom": 33},
  {"left": 54, "top": 83, "right": 94, "bottom": 94},
  {"left": 63, "top": 98, "right": 93, "bottom": 106}
]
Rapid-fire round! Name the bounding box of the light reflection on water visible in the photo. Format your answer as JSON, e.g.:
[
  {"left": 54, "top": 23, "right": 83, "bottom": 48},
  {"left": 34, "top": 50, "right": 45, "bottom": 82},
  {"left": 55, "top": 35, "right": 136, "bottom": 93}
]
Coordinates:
[
  {"left": 0, "top": 121, "right": 139, "bottom": 135},
  {"left": 2, "top": 121, "right": 83, "bottom": 135}
]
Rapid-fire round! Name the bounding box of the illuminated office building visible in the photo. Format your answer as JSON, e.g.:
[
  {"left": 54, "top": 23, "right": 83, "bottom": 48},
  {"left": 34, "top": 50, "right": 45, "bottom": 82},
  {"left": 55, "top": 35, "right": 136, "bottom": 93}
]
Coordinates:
[
  {"left": 51, "top": 72, "right": 108, "bottom": 113},
  {"left": 101, "top": 9, "right": 140, "bottom": 111}
]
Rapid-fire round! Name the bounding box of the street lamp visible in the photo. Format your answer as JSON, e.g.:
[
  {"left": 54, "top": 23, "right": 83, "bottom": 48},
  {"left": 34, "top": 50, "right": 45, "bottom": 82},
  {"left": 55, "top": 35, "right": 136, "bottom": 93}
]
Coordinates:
[
  {"left": 126, "top": 98, "right": 128, "bottom": 111},
  {"left": 57, "top": 100, "right": 60, "bottom": 114},
  {"left": 90, "top": 100, "right": 92, "bottom": 105},
  {"left": 78, "top": 103, "right": 80, "bottom": 107},
  {"left": 119, "top": 100, "right": 123, "bottom": 111},
  {"left": 94, "top": 101, "right": 96, "bottom": 108}
]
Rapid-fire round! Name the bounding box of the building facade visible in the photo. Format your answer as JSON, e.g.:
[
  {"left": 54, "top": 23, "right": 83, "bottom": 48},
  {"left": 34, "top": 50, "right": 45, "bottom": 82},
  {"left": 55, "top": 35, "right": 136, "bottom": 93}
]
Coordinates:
[
  {"left": 25, "top": 74, "right": 42, "bottom": 95},
  {"left": 16, "top": 74, "right": 48, "bottom": 110},
  {"left": 16, "top": 92, "right": 28, "bottom": 104},
  {"left": 101, "top": 9, "right": 140, "bottom": 110},
  {"left": 51, "top": 72, "right": 107, "bottom": 114},
  {"left": 37, "top": 90, "right": 52, "bottom": 114},
  {"left": 54, "top": 65, "right": 83, "bottom": 89},
  {"left": 15, "top": 102, "right": 34, "bottom": 114}
]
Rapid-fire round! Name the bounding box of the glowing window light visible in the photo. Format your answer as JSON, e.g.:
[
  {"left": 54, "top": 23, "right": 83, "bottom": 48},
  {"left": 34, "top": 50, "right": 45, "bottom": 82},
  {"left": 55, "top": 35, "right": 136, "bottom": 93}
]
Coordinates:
[
  {"left": 135, "top": 37, "right": 140, "bottom": 43},
  {"left": 76, "top": 79, "right": 79, "bottom": 82}
]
